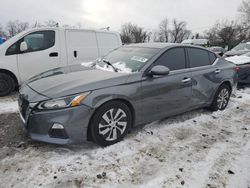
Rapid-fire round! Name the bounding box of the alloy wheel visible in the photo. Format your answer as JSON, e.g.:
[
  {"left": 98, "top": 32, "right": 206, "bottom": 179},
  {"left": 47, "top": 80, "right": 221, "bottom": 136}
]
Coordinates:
[
  {"left": 98, "top": 108, "right": 127, "bottom": 141},
  {"left": 217, "top": 88, "right": 229, "bottom": 110}
]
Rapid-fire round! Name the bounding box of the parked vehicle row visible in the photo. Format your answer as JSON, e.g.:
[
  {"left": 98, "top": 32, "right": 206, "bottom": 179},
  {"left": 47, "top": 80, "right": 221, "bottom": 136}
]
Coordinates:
[
  {"left": 19, "top": 43, "right": 237, "bottom": 146},
  {"left": 0, "top": 27, "right": 122, "bottom": 96},
  {"left": 181, "top": 39, "right": 209, "bottom": 47},
  {"left": 209, "top": 46, "right": 227, "bottom": 56}
]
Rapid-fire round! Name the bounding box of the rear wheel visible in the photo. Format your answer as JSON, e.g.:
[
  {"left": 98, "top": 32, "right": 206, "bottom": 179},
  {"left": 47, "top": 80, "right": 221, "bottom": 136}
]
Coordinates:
[
  {"left": 89, "top": 101, "right": 132, "bottom": 147},
  {"left": 0, "top": 73, "right": 15, "bottom": 96},
  {"left": 209, "top": 84, "right": 231, "bottom": 111}
]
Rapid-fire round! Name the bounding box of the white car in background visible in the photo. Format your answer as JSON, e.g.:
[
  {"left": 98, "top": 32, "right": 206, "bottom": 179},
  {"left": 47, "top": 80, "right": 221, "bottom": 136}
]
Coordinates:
[
  {"left": 181, "top": 39, "right": 209, "bottom": 47},
  {"left": 0, "top": 27, "right": 122, "bottom": 96}
]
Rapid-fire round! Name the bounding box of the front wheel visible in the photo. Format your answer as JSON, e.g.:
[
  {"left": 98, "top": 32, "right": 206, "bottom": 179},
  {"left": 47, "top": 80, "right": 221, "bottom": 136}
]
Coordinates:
[
  {"left": 209, "top": 84, "right": 231, "bottom": 111},
  {"left": 0, "top": 73, "right": 15, "bottom": 97},
  {"left": 89, "top": 101, "right": 132, "bottom": 147}
]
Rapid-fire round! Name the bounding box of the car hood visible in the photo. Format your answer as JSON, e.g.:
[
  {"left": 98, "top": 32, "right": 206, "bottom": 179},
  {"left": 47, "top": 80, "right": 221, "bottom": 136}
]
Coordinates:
[
  {"left": 225, "top": 50, "right": 250, "bottom": 57},
  {"left": 27, "top": 66, "right": 131, "bottom": 99}
]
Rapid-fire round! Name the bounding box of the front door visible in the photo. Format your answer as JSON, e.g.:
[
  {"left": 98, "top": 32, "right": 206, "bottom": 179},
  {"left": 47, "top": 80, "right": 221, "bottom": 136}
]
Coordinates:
[
  {"left": 140, "top": 47, "right": 192, "bottom": 123},
  {"left": 17, "top": 30, "right": 60, "bottom": 82}
]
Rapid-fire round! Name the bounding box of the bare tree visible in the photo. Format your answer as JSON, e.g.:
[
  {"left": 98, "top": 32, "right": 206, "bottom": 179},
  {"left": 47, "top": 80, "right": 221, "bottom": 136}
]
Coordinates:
[
  {"left": 158, "top": 18, "right": 169, "bottom": 42},
  {"left": 205, "top": 20, "right": 247, "bottom": 49},
  {"left": 120, "top": 22, "right": 148, "bottom": 44},
  {"left": 32, "top": 21, "right": 43, "bottom": 28},
  {"left": 44, "top": 19, "right": 59, "bottom": 27},
  {"left": 6, "top": 20, "right": 29, "bottom": 37},
  {"left": 238, "top": 0, "right": 250, "bottom": 40},
  {"left": 239, "top": 0, "right": 250, "bottom": 24},
  {"left": 169, "top": 19, "right": 191, "bottom": 43},
  {"left": 0, "top": 24, "right": 6, "bottom": 37}
]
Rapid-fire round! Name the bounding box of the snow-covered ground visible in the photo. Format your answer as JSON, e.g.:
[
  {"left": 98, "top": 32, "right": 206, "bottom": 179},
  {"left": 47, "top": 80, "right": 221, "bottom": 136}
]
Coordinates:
[
  {"left": 0, "top": 89, "right": 250, "bottom": 188},
  {"left": 0, "top": 95, "right": 18, "bottom": 114}
]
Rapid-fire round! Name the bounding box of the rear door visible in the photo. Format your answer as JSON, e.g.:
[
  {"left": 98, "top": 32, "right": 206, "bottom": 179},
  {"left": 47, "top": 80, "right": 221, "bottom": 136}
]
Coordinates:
[
  {"left": 96, "top": 32, "right": 122, "bottom": 57},
  {"left": 186, "top": 47, "right": 219, "bottom": 106},
  {"left": 140, "top": 47, "right": 192, "bottom": 123},
  {"left": 66, "top": 30, "right": 99, "bottom": 66},
  {"left": 17, "top": 30, "right": 60, "bottom": 82}
]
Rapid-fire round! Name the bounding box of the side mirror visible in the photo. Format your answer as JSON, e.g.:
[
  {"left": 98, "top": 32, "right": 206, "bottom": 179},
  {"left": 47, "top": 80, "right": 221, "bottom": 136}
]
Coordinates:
[
  {"left": 20, "top": 41, "right": 28, "bottom": 52},
  {"left": 148, "top": 65, "right": 170, "bottom": 76}
]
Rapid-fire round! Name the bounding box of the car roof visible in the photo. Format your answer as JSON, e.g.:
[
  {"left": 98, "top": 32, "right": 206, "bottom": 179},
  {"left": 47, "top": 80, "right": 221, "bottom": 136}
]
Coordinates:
[
  {"left": 125, "top": 42, "right": 191, "bottom": 49},
  {"left": 125, "top": 42, "right": 209, "bottom": 50}
]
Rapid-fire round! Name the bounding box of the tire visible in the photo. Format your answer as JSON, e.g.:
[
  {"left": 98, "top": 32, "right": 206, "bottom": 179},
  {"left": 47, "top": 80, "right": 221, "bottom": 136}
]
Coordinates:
[
  {"left": 0, "top": 73, "right": 15, "bottom": 97},
  {"left": 90, "top": 101, "right": 132, "bottom": 147},
  {"left": 209, "top": 84, "right": 231, "bottom": 111}
]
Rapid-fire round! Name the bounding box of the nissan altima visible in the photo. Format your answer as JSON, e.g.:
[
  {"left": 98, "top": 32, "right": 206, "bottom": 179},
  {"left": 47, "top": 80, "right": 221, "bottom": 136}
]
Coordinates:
[{"left": 18, "top": 43, "right": 237, "bottom": 146}]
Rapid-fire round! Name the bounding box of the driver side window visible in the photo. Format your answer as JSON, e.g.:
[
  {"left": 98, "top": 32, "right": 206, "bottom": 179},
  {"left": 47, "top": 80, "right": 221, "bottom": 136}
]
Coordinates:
[
  {"left": 154, "top": 47, "right": 186, "bottom": 71},
  {"left": 5, "top": 30, "right": 55, "bottom": 56},
  {"left": 23, "top": 30, "right": 55, "bottom": 53}
]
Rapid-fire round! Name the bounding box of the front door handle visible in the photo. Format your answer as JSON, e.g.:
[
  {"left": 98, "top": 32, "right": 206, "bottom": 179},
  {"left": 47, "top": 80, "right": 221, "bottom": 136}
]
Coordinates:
[
  {"left": 182, "top": 78, "right": 191, "bottom": 83},
  {"left": 215, "top": 69, "right": 221, "bottom": 74},
  {"left": 49, "top": 52, "right": 58, "bottom": 57}
]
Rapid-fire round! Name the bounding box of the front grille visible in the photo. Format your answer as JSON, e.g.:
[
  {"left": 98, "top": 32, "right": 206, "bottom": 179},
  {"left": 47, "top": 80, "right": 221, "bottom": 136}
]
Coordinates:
[{"left": 18, "top": 95, "right": 29, "bottom": 119}]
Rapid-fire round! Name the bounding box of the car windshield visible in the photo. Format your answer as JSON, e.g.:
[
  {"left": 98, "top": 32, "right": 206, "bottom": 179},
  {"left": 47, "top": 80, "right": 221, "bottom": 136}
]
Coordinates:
[
  {"left": 95, "top": 47, "right": 160, "bottom": 73},
  {"left": 232, "top": 43, "right": 250, "bottom": 51}
]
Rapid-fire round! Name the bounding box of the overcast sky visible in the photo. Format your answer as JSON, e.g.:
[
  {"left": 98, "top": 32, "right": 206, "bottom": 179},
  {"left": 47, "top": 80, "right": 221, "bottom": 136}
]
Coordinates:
[{"left": 0, "top": 0, "right": 243, "bottom": 33}]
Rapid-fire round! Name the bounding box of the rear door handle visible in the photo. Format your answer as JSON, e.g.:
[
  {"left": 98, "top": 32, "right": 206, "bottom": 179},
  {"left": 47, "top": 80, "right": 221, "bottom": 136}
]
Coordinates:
[
  {"left": 182, "top": 78, "right": 191, "bottom": 83},
  {"left": 49, "top": 52, "right": 58, "bottom": 57},
  {"left": 215, "top": 69, "right": 221, "bottom": 74}
]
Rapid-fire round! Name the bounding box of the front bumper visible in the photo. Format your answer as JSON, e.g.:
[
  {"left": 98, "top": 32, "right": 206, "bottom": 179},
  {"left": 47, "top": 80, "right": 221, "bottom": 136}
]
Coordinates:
[{"left": 19, "top": 103, "right": 94, "bottom": 145}]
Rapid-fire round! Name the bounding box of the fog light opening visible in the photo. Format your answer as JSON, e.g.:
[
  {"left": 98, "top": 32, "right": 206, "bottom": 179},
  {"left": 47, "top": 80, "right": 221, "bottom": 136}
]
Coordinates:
[
  {"left": 49, "top": 123, "right": 69, "bottom": 139},
  {"left": 52, "top": 123, "right": 64, "bottom": 130}
]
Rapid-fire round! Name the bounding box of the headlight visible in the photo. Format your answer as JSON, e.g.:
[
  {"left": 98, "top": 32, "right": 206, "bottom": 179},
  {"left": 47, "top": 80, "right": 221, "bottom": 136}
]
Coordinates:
[{"left": 37, "top": 92, "right": 90, "bottom": 110}]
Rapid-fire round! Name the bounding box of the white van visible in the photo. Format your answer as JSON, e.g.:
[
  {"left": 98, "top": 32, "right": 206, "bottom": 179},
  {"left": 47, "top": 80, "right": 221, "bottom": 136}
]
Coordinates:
[
  {"left": 181, "top": 39, "right": 209, "bottom": 47},
  {"left": 0, "top": 27, "right": 122, "bottom": 96}
]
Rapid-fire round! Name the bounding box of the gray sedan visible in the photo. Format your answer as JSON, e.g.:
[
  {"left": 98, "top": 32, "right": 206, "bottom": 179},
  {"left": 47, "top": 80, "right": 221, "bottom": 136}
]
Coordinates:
[{"left": 18, "top": 43, "right": 237, "bottom": 146}]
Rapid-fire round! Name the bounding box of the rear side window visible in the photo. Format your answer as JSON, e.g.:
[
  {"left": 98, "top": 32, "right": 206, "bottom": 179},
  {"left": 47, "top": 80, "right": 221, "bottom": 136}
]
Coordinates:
[
  {"left": 188, "top": 48, "right": 210, "bottom": 68},
  {"left": 154, "top": 48, "right": 186, "bottom": 71},
  {"left": 209, "top": 52, "right": 217, "bottom": 64}
]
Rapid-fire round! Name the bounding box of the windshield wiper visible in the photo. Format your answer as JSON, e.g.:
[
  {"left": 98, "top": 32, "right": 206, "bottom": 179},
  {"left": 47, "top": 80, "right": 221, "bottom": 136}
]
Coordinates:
[{"left": 102, "top": 59, "right": 118, "bottom": 72}]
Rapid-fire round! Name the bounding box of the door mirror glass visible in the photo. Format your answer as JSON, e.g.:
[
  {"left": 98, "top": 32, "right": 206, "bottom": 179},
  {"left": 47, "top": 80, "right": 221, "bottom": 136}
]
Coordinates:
[
  {"left": 148, "top": 65, "right": 170, "bottom": 76},
  {"left": 20, "top": 41, "right": 28, "bottom": 52}
]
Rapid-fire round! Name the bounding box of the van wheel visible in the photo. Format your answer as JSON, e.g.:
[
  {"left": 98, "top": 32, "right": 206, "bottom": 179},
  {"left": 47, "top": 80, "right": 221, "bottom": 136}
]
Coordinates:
[
  {"left": 0, "top": 73, "right": 15, "bottom": 96},
  {"left": 90, "top": 101, "right": 132, "bottom": 147},
  {"left": 209, "top": 84, "right": 231, "bottom": 111}
]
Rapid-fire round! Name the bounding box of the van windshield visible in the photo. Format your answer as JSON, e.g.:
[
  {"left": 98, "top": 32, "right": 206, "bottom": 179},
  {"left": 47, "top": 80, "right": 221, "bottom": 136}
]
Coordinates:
[{"left": 95, "top": 47, "right": 159, "bottom": 73}]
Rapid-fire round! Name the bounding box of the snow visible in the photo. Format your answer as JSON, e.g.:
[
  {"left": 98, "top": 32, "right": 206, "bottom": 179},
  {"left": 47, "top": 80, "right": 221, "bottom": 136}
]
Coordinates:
[
  {"left": 81, "top": 61, "right": 95, "bottom": 67},
  {"left": 81, "top": 59, "right": 133, "bottom": 73},
  {"left": 225, "top": 55, "right": 250, "bottom": 65},
  {"left": 0, "top": 89, "right": 250, "bottom": 188},
  {"left": 0, "top": 95, "right": 18, "bottom": 114},
  {"left": 96, "top": 61, "right": 133, "bottom": 73}
]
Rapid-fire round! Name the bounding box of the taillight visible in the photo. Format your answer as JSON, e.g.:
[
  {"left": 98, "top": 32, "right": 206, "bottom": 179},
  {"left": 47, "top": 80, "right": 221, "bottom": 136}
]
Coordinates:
[{"left": 234, "top": 66, "right": 240, "bottom": 72}]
